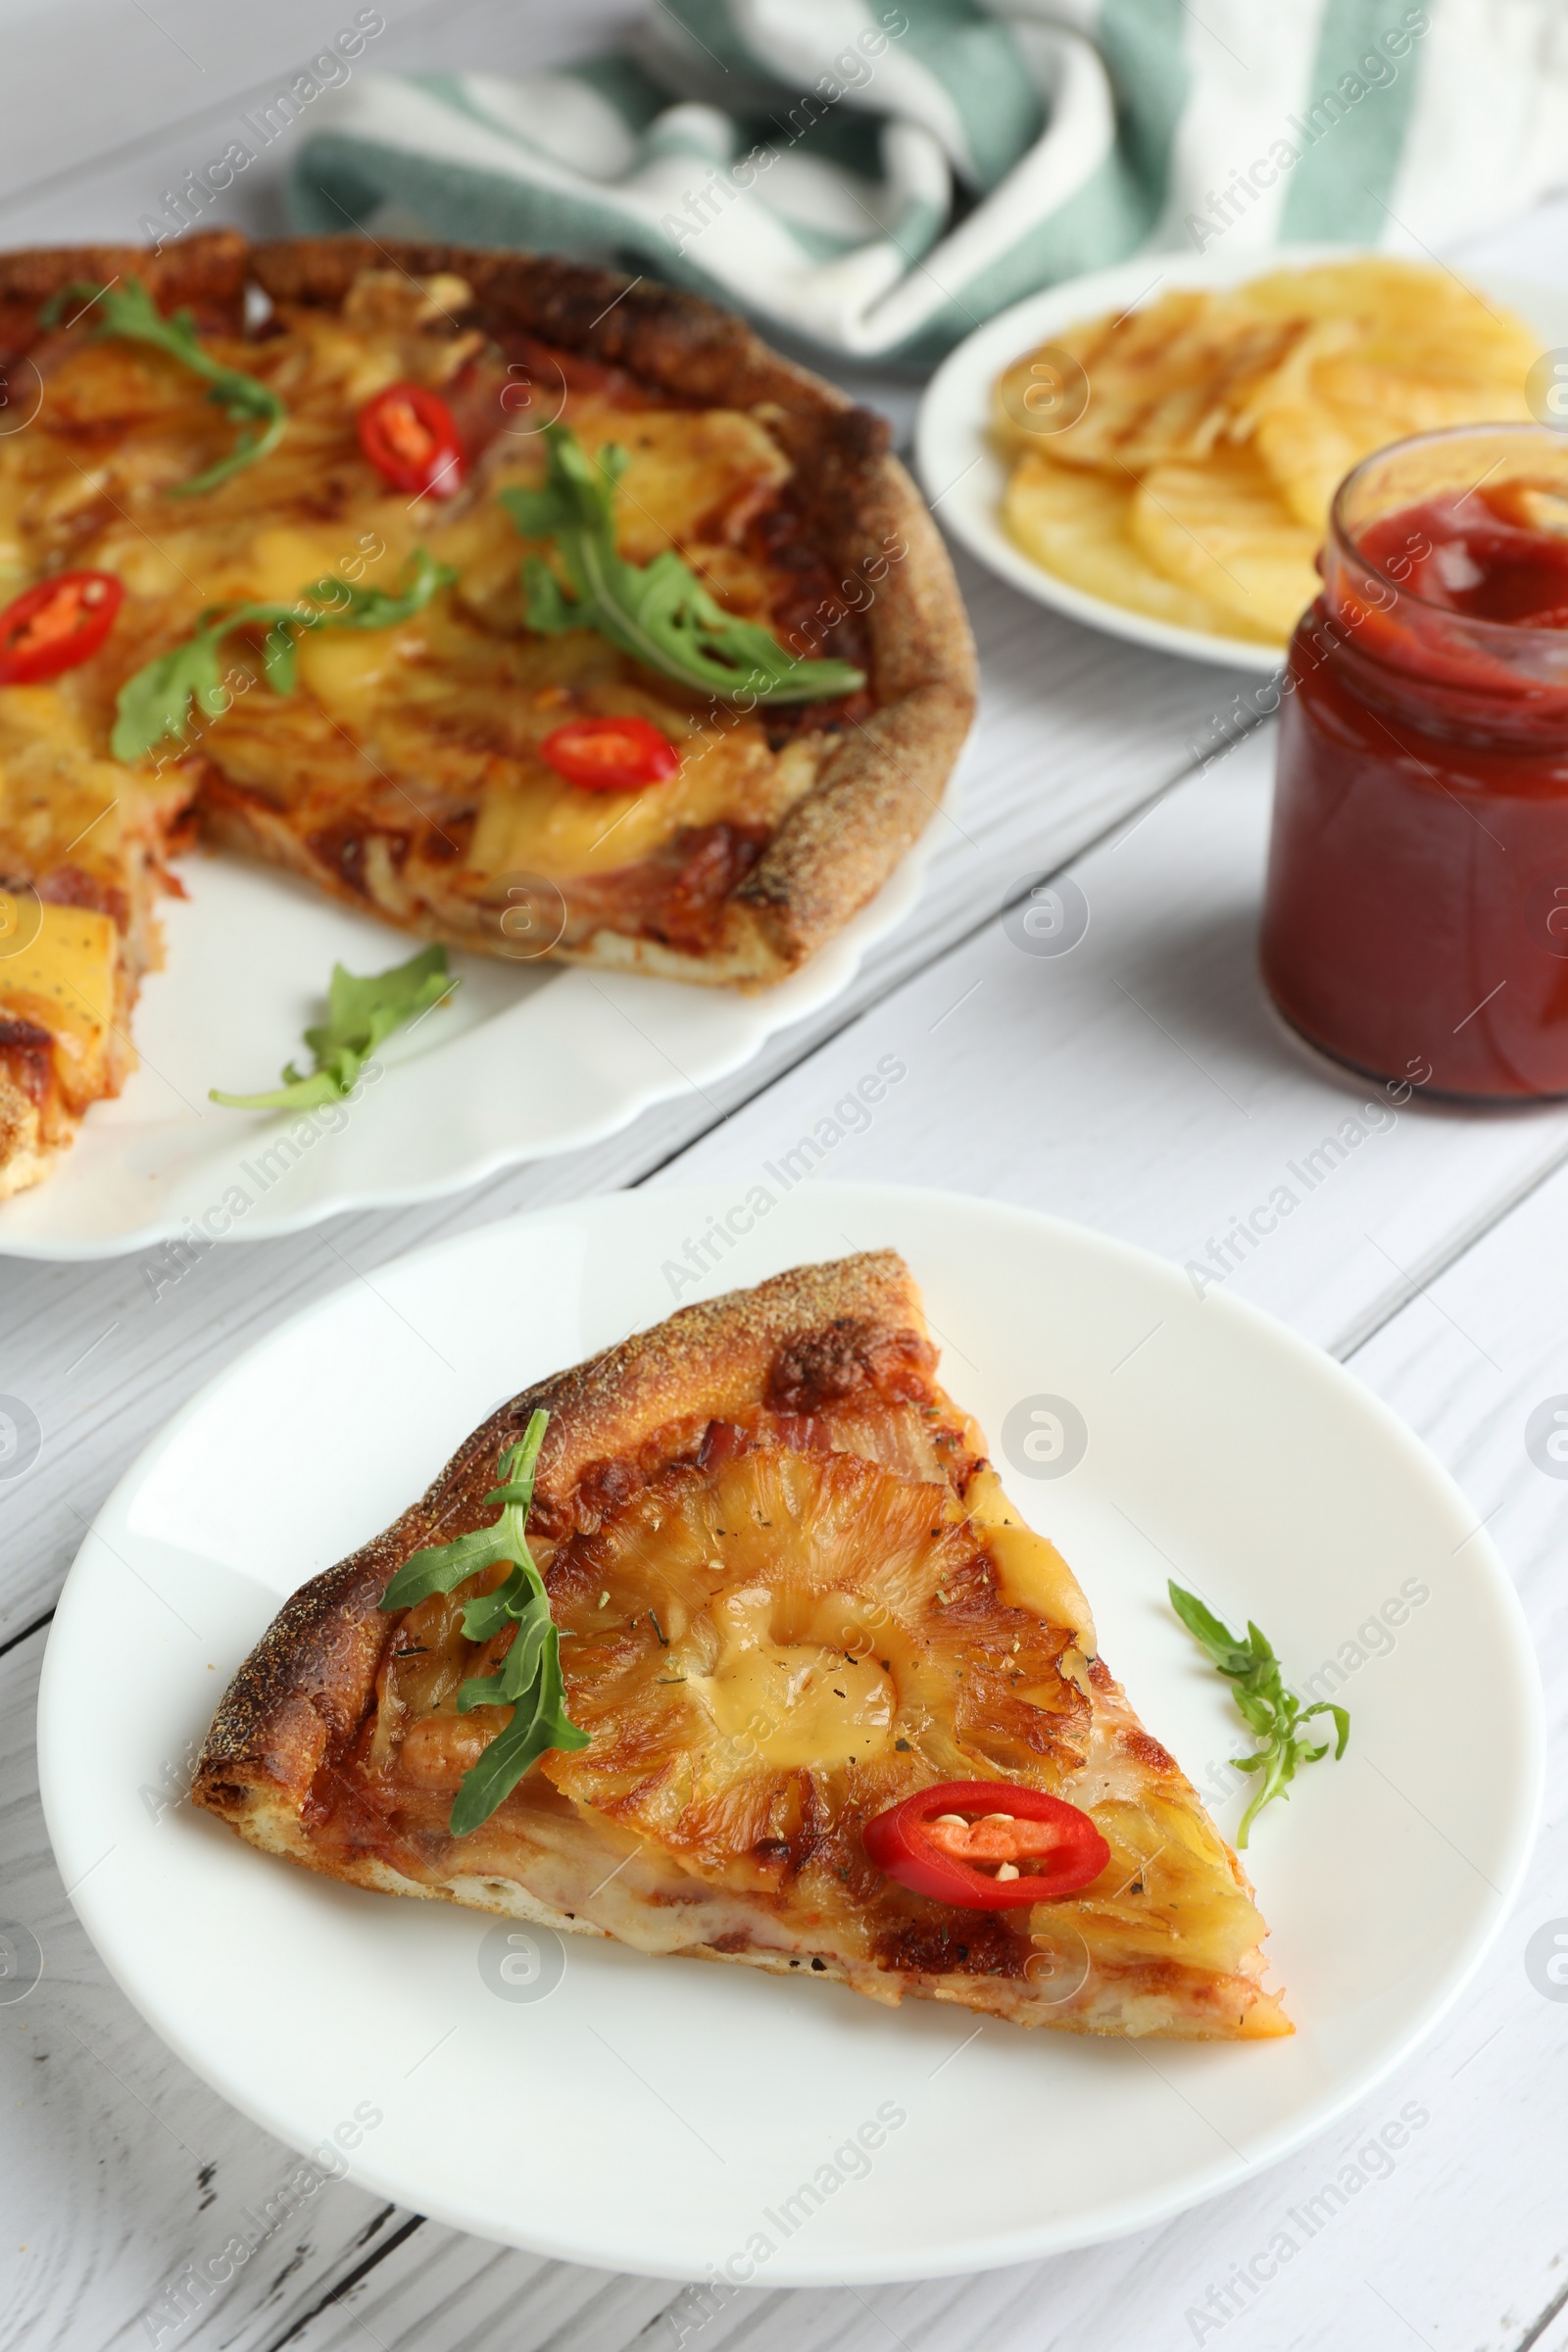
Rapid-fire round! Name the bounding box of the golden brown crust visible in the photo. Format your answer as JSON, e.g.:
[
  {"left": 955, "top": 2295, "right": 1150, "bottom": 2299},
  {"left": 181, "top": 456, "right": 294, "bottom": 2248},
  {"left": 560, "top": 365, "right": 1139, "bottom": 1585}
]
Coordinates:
[
  {"left": 0, "top": 233, "right": 976, "bottom": 987},
  {"left": 0, "top": 228, "right": 250, "bottom": 350},
  {"left": 193, "top": 1250, "right": 927, "bottom": 1822}
]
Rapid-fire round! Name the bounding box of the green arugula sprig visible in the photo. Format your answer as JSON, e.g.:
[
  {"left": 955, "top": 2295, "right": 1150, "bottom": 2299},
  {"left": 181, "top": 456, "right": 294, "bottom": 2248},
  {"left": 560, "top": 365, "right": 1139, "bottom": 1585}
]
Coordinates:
[
  {"left": 43, "top": 277, "right": 287, "bottom": 494},
  {"left": 211, "top": 945, "right": 458, "bottom": 1112},
  {"left": 501, "top": 423, "right": 865, "bottom": 706},
  {"left": 112, "top": 550, "right": 455, "bottom": 762},
  {"left": 1168, "top": 1582, "right": 1348, "bottom": 1847},
  {"left": 378, "top": 1409, "right": 588, "bottom": 1836}
]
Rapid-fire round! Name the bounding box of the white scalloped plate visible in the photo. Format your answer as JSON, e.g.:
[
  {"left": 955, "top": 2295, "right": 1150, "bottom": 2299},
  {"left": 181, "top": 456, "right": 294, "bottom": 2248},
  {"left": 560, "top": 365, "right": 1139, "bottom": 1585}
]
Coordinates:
[
  {"left": 0, "top": 795, "right": 947, "bottom": 1260},
  {"left": 915, "top": 248, "right": 1568, "bottom": 671},
  {"left": 38, "top": 1184, "right": 1542, "bottom": 2282}
]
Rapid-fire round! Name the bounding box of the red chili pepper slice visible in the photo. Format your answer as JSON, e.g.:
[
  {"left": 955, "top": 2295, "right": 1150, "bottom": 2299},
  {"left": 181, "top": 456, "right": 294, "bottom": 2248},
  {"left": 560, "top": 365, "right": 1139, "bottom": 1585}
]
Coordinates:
[
  {"left": 538, "top": 715, "right": 680, "bottom": 792},
  {"left": 862, "top": 1780, "right": 1109, "bottom": 1909},
  {"left": 357, "top": 382, "right": 466, "bottom": 498},
  {"left": 0, "top": 570, "right": 124, "bottom": 685}
]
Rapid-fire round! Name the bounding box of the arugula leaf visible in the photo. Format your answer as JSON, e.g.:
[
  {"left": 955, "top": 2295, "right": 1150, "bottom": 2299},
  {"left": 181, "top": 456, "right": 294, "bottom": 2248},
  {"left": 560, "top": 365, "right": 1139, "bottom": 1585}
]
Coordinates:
[
  {"left": 1168, "top": 1581, "right": 1348, "bottom": 1847},
  {"left": 377, "top": 1409, "right": 589, "bottom": 1836},
  {"left": 112, "top": 549, "right": 455, "bottom": 762},
  {"left": 42, "top": 277, "right": 287, "bottom": 494},
  {"left": 210, "top": 945, "right": 457, "bottom": 1111},
  {"left": 112, "top": 598, "right": 292, "bottom": 763},
  {"left": 500, "top": 424, "right": 866, "bottom": 705}
]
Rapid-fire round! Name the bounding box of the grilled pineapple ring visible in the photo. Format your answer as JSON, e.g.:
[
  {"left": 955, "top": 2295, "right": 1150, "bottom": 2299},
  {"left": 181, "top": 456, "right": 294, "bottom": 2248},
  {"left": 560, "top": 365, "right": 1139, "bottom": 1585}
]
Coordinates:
[{"left": 544, "top": 1448, "right": 1093, "bottom": 1882}]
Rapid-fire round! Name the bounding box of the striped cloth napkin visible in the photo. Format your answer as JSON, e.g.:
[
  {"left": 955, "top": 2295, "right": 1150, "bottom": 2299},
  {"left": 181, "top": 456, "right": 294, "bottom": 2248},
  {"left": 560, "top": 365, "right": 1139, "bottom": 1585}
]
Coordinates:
[{"left": 289, "top": 0, "right": 1568, "bottom": 365}]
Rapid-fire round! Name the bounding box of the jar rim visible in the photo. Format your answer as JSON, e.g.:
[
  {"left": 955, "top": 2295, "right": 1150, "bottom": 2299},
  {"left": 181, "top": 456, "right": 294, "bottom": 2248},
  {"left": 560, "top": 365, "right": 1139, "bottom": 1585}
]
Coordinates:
[{"left": 1329, "top": 421, "right": 1568, "bottom": 647}]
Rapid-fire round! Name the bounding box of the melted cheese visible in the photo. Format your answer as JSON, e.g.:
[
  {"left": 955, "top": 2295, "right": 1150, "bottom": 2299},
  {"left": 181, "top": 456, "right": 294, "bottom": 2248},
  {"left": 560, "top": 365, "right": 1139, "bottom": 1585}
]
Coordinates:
[
  {"left": 0, "top": 690, "right": 138, "bottom": 881},
  {"left": 965, "top": 1468, "right": 1097, "bottom": 1651},
  {"left": 0, "top": 473, "right": 25, "bottom": 594},
  {"left": 292, "top": 625, "right": 404, "bottom": 738},
  {"left": 489, "top": 405, "right": 791, "bottom": 565},
  {"left": 693, "top": 1585, "right": 894, "bottom": 1770},
  {"left": 468, "top": 721, "right": 779, "bottom": 879},
  {"left": 233, "top": 521, "right": 417, "bottom": 609},
  {"left": 0, "top": 679, "right": 99, "bottom": 760}
]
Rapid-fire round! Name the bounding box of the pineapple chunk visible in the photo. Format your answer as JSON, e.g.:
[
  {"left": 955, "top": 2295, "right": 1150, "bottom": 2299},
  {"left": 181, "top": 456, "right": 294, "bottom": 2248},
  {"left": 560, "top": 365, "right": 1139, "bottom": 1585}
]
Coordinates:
[{"left": 0, "top": 902, "right": 120, "bottom": 1104}]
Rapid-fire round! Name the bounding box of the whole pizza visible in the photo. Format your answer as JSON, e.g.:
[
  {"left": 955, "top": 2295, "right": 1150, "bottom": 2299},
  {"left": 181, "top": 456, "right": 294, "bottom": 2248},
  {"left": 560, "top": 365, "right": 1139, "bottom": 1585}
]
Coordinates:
[{"left": 0, "top": 231, "right": 975, "bottom": 1199}]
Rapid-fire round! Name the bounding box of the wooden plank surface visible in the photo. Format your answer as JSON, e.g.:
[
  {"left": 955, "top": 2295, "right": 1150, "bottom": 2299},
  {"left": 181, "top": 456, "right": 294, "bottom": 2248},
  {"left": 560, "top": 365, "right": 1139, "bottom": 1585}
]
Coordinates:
[
  {"left": 0, "top": 0, "right": 640, "bottom": 225},
  {"left": 10, "top": 1137, "right": 1567, "bottom": 2352},
  {"left": 656, "top": 722, "right": 1568, "bottom": 1355},
  {"left": 2, "top": 7, "right": 1566, "bottom": 2347}
]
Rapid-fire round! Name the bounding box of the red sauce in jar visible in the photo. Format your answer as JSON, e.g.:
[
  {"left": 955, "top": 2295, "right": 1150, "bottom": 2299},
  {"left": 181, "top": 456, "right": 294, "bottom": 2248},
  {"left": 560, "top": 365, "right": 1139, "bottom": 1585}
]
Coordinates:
[
  {"left": 1261, "top": 429, "right": 1568, "bottom": 1100},
  {"left": 1359, "top": 490, "right": 1568, "bottom": 626}
]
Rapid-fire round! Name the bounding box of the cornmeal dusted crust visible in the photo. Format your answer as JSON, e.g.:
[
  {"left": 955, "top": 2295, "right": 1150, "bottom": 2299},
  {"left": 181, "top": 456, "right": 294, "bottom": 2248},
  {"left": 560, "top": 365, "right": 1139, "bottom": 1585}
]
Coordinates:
[
  {"left": 0, "top": 232, "right": 976, "bottom": 989},
  {"left": 193, "top": 1250, "right": 929, "bottom": 1827}
]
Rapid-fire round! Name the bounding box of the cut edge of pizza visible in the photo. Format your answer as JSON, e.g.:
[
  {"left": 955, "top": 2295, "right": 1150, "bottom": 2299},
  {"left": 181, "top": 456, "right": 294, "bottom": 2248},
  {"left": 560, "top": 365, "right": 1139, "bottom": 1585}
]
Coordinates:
[
  {"left": 0, "top": 236, "right": 246, "bottom": 1199},
  {"left": 192, "top": 1250, "right": 1291, "bottom": 2042},
  {"left": 0, "top": 744, "right": 195, "bottom": 1201}
]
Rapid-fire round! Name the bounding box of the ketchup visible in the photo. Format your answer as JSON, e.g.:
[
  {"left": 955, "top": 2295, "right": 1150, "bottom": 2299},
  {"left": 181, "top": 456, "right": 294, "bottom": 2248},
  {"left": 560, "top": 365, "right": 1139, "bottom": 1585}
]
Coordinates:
[{"left": 1261, "top": 427, "right": 1568, "bottom": 1101}]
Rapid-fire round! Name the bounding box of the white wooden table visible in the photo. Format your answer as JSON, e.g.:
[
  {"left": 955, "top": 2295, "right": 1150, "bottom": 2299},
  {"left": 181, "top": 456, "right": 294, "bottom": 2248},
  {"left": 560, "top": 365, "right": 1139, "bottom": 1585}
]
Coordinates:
[{"left": 6, "top": 9, "right": 1568, "bottom": 2347}]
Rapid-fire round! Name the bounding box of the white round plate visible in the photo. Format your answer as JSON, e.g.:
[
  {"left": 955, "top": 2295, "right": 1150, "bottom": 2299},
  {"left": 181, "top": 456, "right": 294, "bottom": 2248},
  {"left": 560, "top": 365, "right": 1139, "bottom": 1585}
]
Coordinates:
[
  {"left": 37, "top": 1183, "right": 1541, "bottom": 2283},
  {"left": 0, "top": 808, "right": 944, "bottom": 1262},
  {"left": 915, "top": 246, "right": 1568, "bottom": 672}
]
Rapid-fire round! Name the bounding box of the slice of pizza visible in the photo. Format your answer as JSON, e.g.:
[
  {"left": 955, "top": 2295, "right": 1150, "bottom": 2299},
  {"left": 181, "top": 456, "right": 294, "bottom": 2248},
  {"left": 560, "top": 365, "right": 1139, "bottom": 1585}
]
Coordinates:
[
  {"left": 0, "top": 691, "right": 193, "bottom": 1199},
  {"left": 194, "top": 1251, "right": 1290, "bottom": 2040}
]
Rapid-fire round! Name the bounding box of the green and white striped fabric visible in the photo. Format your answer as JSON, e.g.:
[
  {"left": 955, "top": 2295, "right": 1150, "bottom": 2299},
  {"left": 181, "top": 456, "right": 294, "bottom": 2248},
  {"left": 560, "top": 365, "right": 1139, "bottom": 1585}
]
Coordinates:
[{"left": 290, "top": 0, "right": 1568, "bottom": 365}]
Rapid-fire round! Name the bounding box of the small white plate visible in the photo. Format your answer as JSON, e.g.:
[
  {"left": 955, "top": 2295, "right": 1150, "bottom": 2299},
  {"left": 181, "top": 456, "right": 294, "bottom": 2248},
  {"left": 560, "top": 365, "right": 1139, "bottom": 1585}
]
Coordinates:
[
  {"left": 37, "top": 1183, "right": 1541, "bottom": 2282},
  {"left": 0, "top": 816, "right": 942, "bottom": 1262},
  {"left": 915, "top": 247, "right": 1568, "bottom": 671}
]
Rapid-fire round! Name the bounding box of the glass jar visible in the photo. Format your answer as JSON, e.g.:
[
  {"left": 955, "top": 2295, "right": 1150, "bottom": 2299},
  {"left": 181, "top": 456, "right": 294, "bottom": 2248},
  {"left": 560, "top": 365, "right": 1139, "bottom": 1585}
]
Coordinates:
[{"left": 1261, "top": 423, "right": 1568, "bottom": 1101}]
